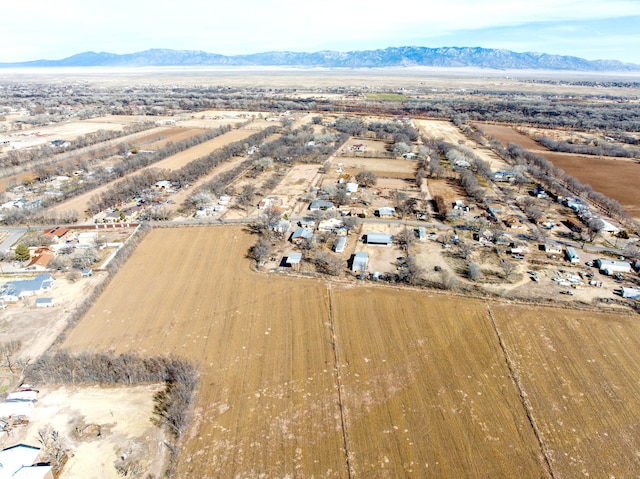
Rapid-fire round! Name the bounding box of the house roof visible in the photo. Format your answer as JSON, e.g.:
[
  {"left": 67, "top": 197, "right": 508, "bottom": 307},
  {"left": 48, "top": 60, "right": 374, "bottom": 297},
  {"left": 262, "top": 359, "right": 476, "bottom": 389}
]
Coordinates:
[
  {"left": 309, "top": 200, "right": 334, "bottom": 210},
  {"left": 291, "top": 227, "right": 313, "bottom": 240},
  {"left": 286, "top": 252, "right": 302, "bottom": 264},
  {"left": 352, "top": 252, "right": 369, "bottom": 271},
  {"left": 366, "top": 233, "right": 393, "bottom": 244},
  {"left": 43, "top": 226, "right": 69, "bottom": 238},
  {"left": 4, "top": 274, "right": 54, "bottom": 298},
  {"left": 27, "top": 250, "right": 54, "bottom": 269},
  {"left": 377, "top": 207, "right": 396, "bottom": 215},
  {"left": 0, "top": 444, "right": 42, "bottom": 479}
]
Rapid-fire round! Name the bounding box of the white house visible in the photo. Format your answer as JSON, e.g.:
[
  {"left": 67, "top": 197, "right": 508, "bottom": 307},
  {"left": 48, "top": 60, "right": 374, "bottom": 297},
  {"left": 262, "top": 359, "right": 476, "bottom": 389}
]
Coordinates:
[
  {"left": 0, "top": 444, "right": 53, "bottom": 479},
  {"left": 596, "top": 259, "right": 630, "bottom": 275},
  {"left": 376, "top": 207, "right": 396, "bottom": 218},
  {"left": 544, "top": 242, "right": 562, "bottom": 254},
  {"left": 345, "top": 182, "right": 358, "bottom": 193}
]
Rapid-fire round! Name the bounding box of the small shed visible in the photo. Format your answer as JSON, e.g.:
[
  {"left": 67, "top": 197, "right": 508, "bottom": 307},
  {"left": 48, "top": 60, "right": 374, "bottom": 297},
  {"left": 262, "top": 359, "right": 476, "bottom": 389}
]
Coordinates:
[
  {"left": 333, "top": 236, "right": 347, "bottom": 253},
  {"left": 286, "top": 252, "right": 302, "bottom": 270},
  {"left": 565, "top": 247, "right": 580, "bottom": 263},
  {"left": 81, "top": 269, "right": 93, "bottom": 277},
  {"left": 418, "top": 227, "right": 427, "bottom": 242},
  {"left": 35, "top": 297, "right": 55, "bottom": 308},
  {"left": 351, "top": 252, "right": 369, "bottom": 273},
  {"left": 345, "top": 182, "right": 358, "bottom": 193},
  {"left": 365, "top": 233, "right": 393, "bottom": 245}
]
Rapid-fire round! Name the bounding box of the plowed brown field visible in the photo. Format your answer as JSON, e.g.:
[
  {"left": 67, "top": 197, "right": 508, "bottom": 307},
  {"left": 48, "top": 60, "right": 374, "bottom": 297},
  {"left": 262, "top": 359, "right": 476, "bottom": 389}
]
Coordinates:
[
  {"left": 61, "top": 226, "right": 640, "bottom": 478},
  {"left": 491, "top": 303, "right": 640, "bottom": 477},
  {"left": 542, "top": 152, "right": 640, "bottom": 217},
  {"left": 479, "top": 123, "right": 544, "bottom": 150}
]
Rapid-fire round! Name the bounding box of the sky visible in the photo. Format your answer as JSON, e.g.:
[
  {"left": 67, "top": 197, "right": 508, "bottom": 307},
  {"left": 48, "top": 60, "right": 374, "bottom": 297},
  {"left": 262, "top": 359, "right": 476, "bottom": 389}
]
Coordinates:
[{"left": 1, "top": 0, "right": 639, "bottom": 63}]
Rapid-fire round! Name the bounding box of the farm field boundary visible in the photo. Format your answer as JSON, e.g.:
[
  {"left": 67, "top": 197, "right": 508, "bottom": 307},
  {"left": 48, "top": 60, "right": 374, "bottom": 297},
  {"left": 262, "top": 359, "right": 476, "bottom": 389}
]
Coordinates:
[{"left": 60, "top": 226, "right": 639, "bottom": 478}]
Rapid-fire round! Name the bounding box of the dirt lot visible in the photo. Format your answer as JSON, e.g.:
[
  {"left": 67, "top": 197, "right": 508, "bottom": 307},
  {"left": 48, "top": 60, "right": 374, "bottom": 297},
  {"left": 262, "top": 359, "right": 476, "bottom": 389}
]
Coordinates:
[
  {"left": 269, "top": 163, "right": 323, "bottom": 214},
  {"left": 338, "top": 157, "right": 417, "bottom": 180},
  {"left": 0, "top": 272, "right": 106, "bottom": 361},
  {"left": 9, "top": 384, "right": 166, "bottom": 479},
  {"left": 415, "top": 119, "right": 468, "bottom": 144},
  {"left": 57, "top": 225, "right": 640, "bottom": 478}
]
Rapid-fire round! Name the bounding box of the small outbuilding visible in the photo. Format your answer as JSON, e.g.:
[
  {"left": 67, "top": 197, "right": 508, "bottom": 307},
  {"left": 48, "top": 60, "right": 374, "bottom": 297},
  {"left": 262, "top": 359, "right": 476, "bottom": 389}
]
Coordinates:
[
  {"left": 621, "top": 287, "right": 640, "bottom": 299},
  {"left": 565, "top": 247, "right": 580, "bottom": 264},
  {"left": 35, "top": 297, "right": 55, "bottom": 308},
  {"left": 286, "top": 252, "right": 302, "bottom": 270},
  {"left": 333, "top": 236, "right": 347, "bottom": 253},
  {"left": 351, "top": 252, "right": 369, "bottom": 273}
]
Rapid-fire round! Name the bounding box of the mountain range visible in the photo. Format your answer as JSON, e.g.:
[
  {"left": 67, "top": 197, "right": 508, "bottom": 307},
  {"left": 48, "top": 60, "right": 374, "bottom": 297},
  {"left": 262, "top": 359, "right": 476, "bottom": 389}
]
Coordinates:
[{"left": 1, "top": 46, "right": 638, "bottom": 71}]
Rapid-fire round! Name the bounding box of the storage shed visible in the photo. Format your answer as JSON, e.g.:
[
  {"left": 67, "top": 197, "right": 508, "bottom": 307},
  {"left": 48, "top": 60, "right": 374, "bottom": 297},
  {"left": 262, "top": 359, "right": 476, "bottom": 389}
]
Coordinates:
[
  {"left": 333, "top": 236, "right": 347, "bottom": 253},
  {"left": 365, "top": 233, "right": 393, "bottom": 245},
  {"left": 351, "top": 252, "right": 369, "bottom": 273},
  {"left": 565, "top": 247, "right": 580, "bottom": 264},
  {"left": 35, "top": 297, "right": 55, "bottom": 308}
]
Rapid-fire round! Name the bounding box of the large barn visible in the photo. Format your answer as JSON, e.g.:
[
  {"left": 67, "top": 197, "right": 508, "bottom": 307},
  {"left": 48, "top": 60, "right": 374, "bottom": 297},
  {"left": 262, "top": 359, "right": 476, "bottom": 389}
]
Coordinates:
[{"left": 365, "top": 233, "right": 393, "bottom": 245}]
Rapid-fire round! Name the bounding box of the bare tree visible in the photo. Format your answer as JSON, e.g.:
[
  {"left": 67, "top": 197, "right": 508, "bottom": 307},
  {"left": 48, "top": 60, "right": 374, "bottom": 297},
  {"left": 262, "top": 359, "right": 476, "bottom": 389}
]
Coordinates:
[
  {"left": 501, "top": 258, "right": 516, "bottom": 280},
  {"left": 587, "top": 218, "right": 605, "bottom": 242},
  {"left": 467, "top": 262, "right": 482, "bottom": 281},
  {"left": 355, "top": 170, "right": 377, "bottom": 187},
  {"left": 397, "top": 228, "right": 415, "bottom": 253},
  {"left": 248, "top": 237, "right": 272, "bottom": 267}
]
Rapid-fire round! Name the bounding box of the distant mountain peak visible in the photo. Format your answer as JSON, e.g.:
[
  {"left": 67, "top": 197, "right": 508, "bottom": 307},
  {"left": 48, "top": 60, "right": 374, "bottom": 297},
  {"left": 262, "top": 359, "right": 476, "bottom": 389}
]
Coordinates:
[{"left": 1, "top": 46, "right": 638, "bottom": 71}]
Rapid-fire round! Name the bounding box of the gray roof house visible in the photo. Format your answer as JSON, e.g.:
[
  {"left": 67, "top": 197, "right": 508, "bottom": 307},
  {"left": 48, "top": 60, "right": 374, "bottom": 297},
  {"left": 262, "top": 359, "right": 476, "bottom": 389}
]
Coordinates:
[
  {"left": 2, "top": 274, "right": 54, "bottom": 302},
  {"left": 309, "top": 200, "right": 335, "bottom": 211},
  {"left": 290, "top": 227, "right": 314, "bottom": 244}
]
